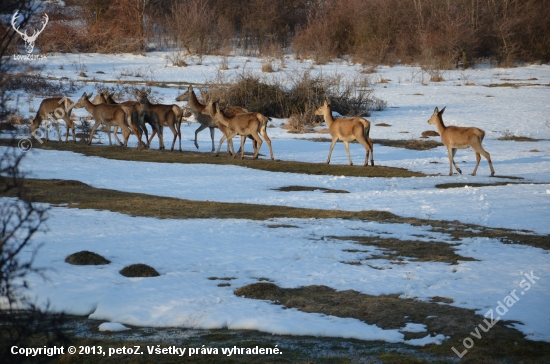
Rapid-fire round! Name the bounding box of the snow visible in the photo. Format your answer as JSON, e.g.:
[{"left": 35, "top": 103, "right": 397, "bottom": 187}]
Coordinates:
[
  {"left": 2, "top": 52, "right": 550, "bottom": 346},
  {"left": 98, "top": 322, "right": 131, "bottom": 332}
]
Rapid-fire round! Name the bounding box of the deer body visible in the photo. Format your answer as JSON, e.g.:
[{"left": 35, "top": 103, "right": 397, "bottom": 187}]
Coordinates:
[
  {"left": 32, "top": 97, "right": 75, "bottom": 142},
  {"left": 314, "top": 100, "right": 374, "bottom": 166},
  {"left": 138, "top": 93, "right": 182, "bottom": 151},
  {"left": 428, "top": 106, "right": 495, "bottom": 176},
  {"left": 176, "top": 85, "right": 219, "bottom": 151},
  {"left": 74, "top": 93, "right": 133, "bottom": 146},
  {"left": 201, "top": 100, "right": 252, "bottom": 155},
  {"left": 211, "top": 103, "right": 274, "bottom": 160}
]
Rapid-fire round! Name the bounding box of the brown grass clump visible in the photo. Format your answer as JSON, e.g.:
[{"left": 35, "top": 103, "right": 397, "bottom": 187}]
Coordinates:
[
  {"left": 498, "top": 135, "right": 539, "bottom": 142},
  {"left": 274, "top": 186, "right": 349, "bottom": 194},
  {"left": 234, "top": 283, "right": 550, "bottom": 361},
  {"left": 119, "top": 264, "right": 160, "bottom": 278},
  {"left": 65, "top": 251, "right": 110, "bottom": 265},
  {"left": 261, "top": 60, "right": 274, "bottom": 73},
  {"left": 421, "top": 130, "right": 440, "bottom": 138},
  {"left": 334, "top": 235, "right": 476, "bottom": 265},
  {"left": 376, "top": 123, "right": 391, "bottom": 127}
]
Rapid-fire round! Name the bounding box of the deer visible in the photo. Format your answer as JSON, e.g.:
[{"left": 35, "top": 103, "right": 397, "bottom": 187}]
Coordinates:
[
  {"left": 175, "top": 85, "right": 221, "bottom": 152},
  {"left": 427, "top": 106, "right": 495, "bottom": 177},
  {"left": 200, "top": 100, "right": 255, "bottom": 156},
  {"left": 136, "top": 92, "right": 182, "bottom": 151},
  {"left": 31, "top": 97, "right": 76, "bottom": 142},
  {"left": 89, "top": 91, "right": 122, "bottom": 146},
  {"left": 11, "top": 12, "right": 48, "bottom": 54},
  {"left": 103, "top": 91, "right": 163, "bottom": 149},
  {"left": 138, "top": 101, "right": 165, "bottom": 150},
  {"left": 209, "top": 102, "right": 274, "bottom": 160},
  {"left": 314, "top": 100, "right": 374, "bottom": 166},
  {"left": 73, "top": 92, "right": 136, "bottom": 147}
]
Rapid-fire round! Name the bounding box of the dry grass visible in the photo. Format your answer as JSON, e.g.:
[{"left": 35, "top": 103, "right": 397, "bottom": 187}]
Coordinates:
[
  {"left": 333, "top": 235, "right": 476, "bottom": 265},
  {"left": 119, "top": 263, "right": 160, "bottom": 278},
  {"left": 435, "top": 182, "right": 539, "bottom": 189},
  {"left": 274, "top": 186, "right": 349, "bottom": 194},
  {"left": 308, "top": 137, "right": 443, "bottom": 151},
  {"left": 65, "top": 251, "right": 110, "bottom": 265},
  {"left": 0, "top": 139, "right": 423, "bottom": 178},
  {"left": 234, "top": 283, "right": 550, "bottom": 362},
  {"left": 421, "top": 130, "right": 440, "bottom": 138},
  {"left": 498, "top": 135, "right": 539, "bottom": 142},
  {"left": 3, "top": 178, "right": 549, "bottom": 251},
  {"left": 376, "top": 123, "right": 391, "bottom": 127}
]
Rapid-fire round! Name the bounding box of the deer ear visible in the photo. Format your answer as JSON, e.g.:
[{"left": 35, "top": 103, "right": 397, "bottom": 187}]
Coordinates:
[
  {"left": 434, "top": 107, "right": 439, "bottom": 114},
  {"left": 439, "top": 106, "right": 446, "bottom": 115}
]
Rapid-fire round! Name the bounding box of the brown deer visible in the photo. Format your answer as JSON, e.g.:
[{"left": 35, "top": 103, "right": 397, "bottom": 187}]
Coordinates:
[
  {"left": 210, "top": 102, "right": 274, "bottom": 160},
  {"left": 73, "top": 92, "right": 135, "bottom": 146},
  {"left": 103, "top": 91, "right": 163, "bottom": 149},
  {"left": 201, "top": 100, "right": 253, "bottom": 156},
  {"left": 427, "top": 106, "right": 495, "bottom": 176},
  {"left": 90, "top": 91, "right": 122, "bottom": 145},
  {"left": 137, "top": 92, "right": 182, "bottom": 151},
  {"left": 31, "top": 97, "right": 76, "bottom": 142},
  {"left": 314, "top": 100, "right": 374, "bottom": 166}
]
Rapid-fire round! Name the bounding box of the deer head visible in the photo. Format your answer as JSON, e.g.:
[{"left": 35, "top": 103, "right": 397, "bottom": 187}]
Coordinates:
[{"left": 11, "top": 12, "right": 49, "bottom": 54}]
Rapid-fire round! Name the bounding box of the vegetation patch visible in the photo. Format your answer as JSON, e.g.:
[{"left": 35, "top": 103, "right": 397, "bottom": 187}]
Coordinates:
[
  {"left": 308, "top": 137, "right": 443, "bottom": 150},
  {"left": 274, "top": 185, "right": 349, "bottom": 194},
  {"left": 435, "top": 181, "right": 539, "bottom": 189},
  {"left": 234, "top": 283, "right": 550, "bottom": 361},
  {"left": 119, "top": 264, "right": 160, "bottom": 278},
  {"left": 421, "top": 130, "right": 440, "bottom": 138},
  {"left": 498, "top": 135, "right": 539, "bottom": 142},
  {"left": 267, "top": 224, "right": 300, "bottom": 229},
  {"left": 376, "top": 123, "right": 391, "bottom": 127},
  {"left": 331, "top": 236, "right": 476, "bottom": 265},
  {"left": 0, "top": 140, "right": 424, "bottom": 178},
  {"left": 3, "top": 178, "right": 549, "bottom": 251},
  {"left": 65, "top": 251, "right": 110, "bottom": 265}
]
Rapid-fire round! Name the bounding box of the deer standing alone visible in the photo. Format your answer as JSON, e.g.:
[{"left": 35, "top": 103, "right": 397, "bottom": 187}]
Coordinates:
[
  {"left": 427, "top": 106, "right": 495, "bottom": 176},
  {"left": 31, "top": 97, "right": 76, "bottom": 142},
  {"left": 314, "top": 100, "right": 374, "bottom": 166}
]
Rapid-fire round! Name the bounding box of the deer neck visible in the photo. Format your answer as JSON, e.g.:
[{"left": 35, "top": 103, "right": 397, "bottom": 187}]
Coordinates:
[
  {"left": 214, "top": 110, "right": 229, "bottom": 127},
  {"left": 434, "top": 115, "right": 447, "bottom": 135},
  {"left": 81, "top": 98, "right": 96, "bottom": 114},
  {"left": 323, "top": 106, "right": 335, "bottom": 127},
  {"left": 188, "top": 91, "right": 206, "bottom": 113}
]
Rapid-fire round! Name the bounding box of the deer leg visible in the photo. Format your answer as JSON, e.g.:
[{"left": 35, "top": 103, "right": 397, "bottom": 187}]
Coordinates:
[
  {"left": 326, "top": 138, "right": 338, "bottom": 164},
  {"left": 122, "top": 128, "right": 130, "bottom": 147},
  {"left": 168, "top": 123, "right": 178, "bottom": 152},
  {"left": 88, "top": 121, "right": 102, "bottom": 145},
  {"left": 343, "top": 140, "right": 353, "bottom": 166},
  {"left": 451, "top": 148, "right": 462, "bottom": 174},
  {"left": 472, "top": 144, "right": 495, "bottom": 177},
  {"left": 250, "top": 132, "right": 262, "bottom": 159},
  {"left": 357, "top": 137, "right": 371, "bottom": 167},
  {"left": 148, "top": 127, "right": 157, "bottom": 145},
  {"left": 55, "top": 120, "right": 61, "bottom": 142},
  {"left": 472, "top": 151, "right": 482, "bottom": 176},
  {"left": 216, "top": 134, "right": 227, "bottom": 156},
  {"left": 113, "top": 126, "right": 123, "bottom": 145},
  {"left": 178, "top": 121, "right": 182, "bottom": 151},
  {"left": 259, "top": 128, "right": 274, "bottom": 161},
  {"left": 368, "top": 138, "right": 374, "bottom": 166},
  {"left": 209, "top": 126, "right": 216, "bottom": 152},
  {"left": 194, "top": 123, "right": 208, "bottom": 149}
]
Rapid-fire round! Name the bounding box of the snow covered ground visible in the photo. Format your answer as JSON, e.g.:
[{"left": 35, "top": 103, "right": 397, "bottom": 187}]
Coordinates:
[{"left": 2, "top": 53, "right": 550, "bottom": 346}]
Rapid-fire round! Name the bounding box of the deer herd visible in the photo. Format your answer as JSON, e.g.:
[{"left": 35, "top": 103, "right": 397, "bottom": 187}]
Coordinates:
[{"left": 31, "top": 87, "right": 495, "bottom": 176}]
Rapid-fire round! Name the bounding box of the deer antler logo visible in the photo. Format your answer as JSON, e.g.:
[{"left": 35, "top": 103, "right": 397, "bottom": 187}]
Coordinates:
[{"left": 11, "top": 11, "right": 49, "bottom": 54}]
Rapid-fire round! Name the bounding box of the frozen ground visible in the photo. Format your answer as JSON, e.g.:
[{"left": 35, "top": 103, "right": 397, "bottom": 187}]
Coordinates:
[{"left": 2, "top": 53, "right": 550, "bottom": 346}]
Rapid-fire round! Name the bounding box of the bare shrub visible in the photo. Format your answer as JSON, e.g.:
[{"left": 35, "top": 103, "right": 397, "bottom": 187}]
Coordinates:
[
  {"left": 261, "top": 60, "right": 274, "bottom": 73},
  {"left": 204, "top": 70, "right": 385, "bottom": 134}
]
